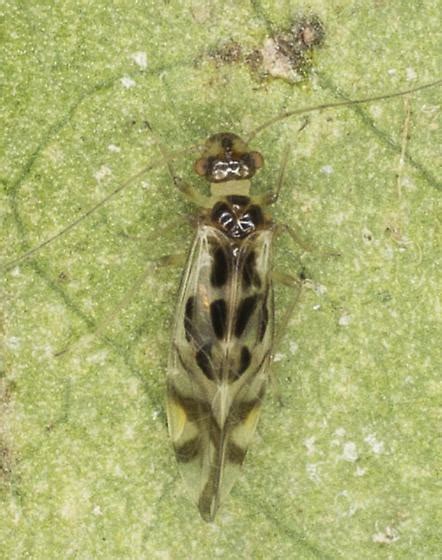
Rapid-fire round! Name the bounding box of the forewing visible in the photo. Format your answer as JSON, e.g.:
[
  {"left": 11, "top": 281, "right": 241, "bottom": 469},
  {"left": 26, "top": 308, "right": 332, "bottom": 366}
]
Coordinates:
[{"left": 166, "top": 225, "right": 274, "bottom": 520}]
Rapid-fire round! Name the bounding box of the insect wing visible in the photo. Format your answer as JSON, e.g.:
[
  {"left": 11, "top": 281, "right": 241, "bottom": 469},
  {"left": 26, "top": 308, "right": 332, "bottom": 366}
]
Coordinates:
[{"left": 166, "top": 224, "right": 274, "bottom": 520}]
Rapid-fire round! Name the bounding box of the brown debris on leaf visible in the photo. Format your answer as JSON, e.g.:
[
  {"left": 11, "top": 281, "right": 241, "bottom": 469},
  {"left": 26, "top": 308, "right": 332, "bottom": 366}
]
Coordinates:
[
  {"left": 261, "top": 16, "right": 325, "bottom": 82},
  {"left": 209, "top": 40, "right": 243, "bottom": 66},
  {"left": 204, "top": 16, "right": 325, "bottom": 85}
]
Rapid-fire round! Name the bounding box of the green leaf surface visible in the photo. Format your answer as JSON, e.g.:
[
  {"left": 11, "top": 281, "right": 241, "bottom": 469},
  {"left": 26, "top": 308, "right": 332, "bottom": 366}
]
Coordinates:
[{"left": 1, "top": 1, "right": 441, "bottom": 559}]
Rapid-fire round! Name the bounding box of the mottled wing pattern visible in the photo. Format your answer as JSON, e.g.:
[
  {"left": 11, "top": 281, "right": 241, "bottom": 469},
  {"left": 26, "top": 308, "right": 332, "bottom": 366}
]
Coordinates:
[{"left": 166, "top": 224, "right": 274, "bottom": 520}]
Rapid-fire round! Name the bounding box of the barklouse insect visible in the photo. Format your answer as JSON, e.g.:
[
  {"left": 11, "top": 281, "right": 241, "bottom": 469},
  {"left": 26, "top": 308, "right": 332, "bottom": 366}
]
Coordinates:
[
  {"left": 166, "top": 133, "right": 273, "bottom": 522},
  {"left": 4, "top": 79, "right": 441, "bottom": 522},
  {"left": 153, "top": 80, "right": 442, "bottom": 521}
]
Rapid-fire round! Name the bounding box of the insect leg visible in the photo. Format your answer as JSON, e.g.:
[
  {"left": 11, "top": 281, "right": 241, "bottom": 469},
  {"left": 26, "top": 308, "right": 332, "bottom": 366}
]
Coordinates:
[
  {"left": 90, "top": 252, "right": 187, "bottom": 339},
  {"left": 259, "top": 145, "right": 338, "bottom": 253},
  {"left": 275, "top": 222, "right": 341, "bottom": 257},
  {"left": 146, "top": 123, "right": 212, "bottom": 208},
  {"left": 95, "top": 253, "right": 186, "bottom": 330},
  {"left": 118, "top": 213, "right": 196, "bottom": 243},
  {"left": 255, "top": 144, "right": 292, "bottom": 207},
  {"left": 271, "top": 269, "right": 308, "bottom": 349},
  {"left": 171, "top": 175, "right": 212, "bottom": 208},
  {"left": 258, "top": 144, "right": 324, "bottom": 252},
  {"left": 55, "top": 252, "right": 187, "bottom": 357},
  {"left": 275, "top": 223, "right": 314, "bottom": 252},
  {"left": 269, "top": 269, "right": 308, "bottom": 403},
  {"left": 3, "top": 144, "right": 198, "bottom": 271}
]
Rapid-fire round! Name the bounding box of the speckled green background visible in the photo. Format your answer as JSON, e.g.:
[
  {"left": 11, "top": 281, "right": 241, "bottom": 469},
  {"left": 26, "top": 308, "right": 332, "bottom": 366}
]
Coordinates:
[{"left": 1, "top": 1, "right": 441, "bottom": 558}]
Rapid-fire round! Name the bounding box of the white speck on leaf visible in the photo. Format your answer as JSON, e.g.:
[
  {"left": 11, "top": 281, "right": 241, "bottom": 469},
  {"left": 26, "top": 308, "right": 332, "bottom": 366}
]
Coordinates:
[
  {"left": 86, "top": 350, "right": 109, "bottom": 365},
  {"left": 342, "top": 441, "right": 359, "bottom": 462},
  {"left": 130, "top": 51, "right": 148, "bottom": 69},
  {"left": 399, "top": 175, "right": 415, "bottom": 191},
  {"left": 121, "top": 76, "right": 136, "bottom": 88},
  {"left": 6, "top": 336, "right": 21, "bottom": 350},
  {"left": 320, "top": 165, "right": 334, "bottom": 175},
  {"left": 156, "top": 550, "right": 171, "bottom": 560},
  {"left": 92, "top": 505, "right": 103, "bottom": 516},
  {"left": 123, "top": 424, "right": 135, "bottom": 440},
  {"left": 94, "top": 165, "right": 112, "bottom": 182},
  {"left": 306, "top": 463, "right": 321, "bottom": 483},
  {"left": 304, "top": 436, "right": 316, "bottom": 456},
  {"left": 406, "top": 67, "right": 417, "bottom": 81},
  {"left": 372, "top": 525, "right": 400, "bottom": 544},
  {"left": 151, "top": 409, "right": 161, "bottom": 420},
  {"left": 371, "top": 105, "right": 383, "bottom": 118},
  {"left": 314, "top": 283, "right": 327, "bottom": 296},
  {"left": 364, "top": 434, "right": 385, "bottom": 454},
  {"left": 332, "top": 212, "right": 347, "bottom": 225},
  {"left": 114, "top": 465, "right": 124, "bottom": 477},
  {"left": 338, "top": 314, "right": 352, "bottom": 327}
]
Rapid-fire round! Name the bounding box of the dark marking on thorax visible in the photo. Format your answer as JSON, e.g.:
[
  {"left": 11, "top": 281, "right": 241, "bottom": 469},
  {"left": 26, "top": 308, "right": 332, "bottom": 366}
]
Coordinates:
[{"left": 210, "top": 196, "right": 267, "bottom": 240}]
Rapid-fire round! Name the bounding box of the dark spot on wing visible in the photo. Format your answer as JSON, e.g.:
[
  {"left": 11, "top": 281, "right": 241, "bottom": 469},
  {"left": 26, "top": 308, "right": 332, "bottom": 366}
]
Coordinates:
[
  {"left": 199, "top": 473, "right": 218, "bottom": 522},
  {"left": 195, "top": 343, "right": 215, "bottom": 380},
  {"left": 242, "top": 250, "right": 261, "bottom": 289},
  {"left": 258, "top": 302, "right": 269, "bottom": 342},
  {"left": 239, "top": 346, "right": 251, "bottom": 375},
  {"left": 235, "top": 295, "right": 258, "bottom": 337},
  {"left": 184, "top": 296, "right": 195, "bottom": 341},
  {"left": 168, "top": 384, "right": 211, "bottom": 423},
  {"left": 242, "top": 250, "right": 254, "bottom": 288},
  {"left": 227, "top": 441, "right": 247, "bottom": 465},
  {"left": 228, "top": 392, "right": 265, "bottom": 426},
  {"left": 229, "top": 345, "right": 251, "bottom": 382},
  {"left": 210, "top": 298, "right": 227, "bottom": 339},
  {"left": 174, "top": 437, "right": 201, "bottom": 463},
  {"left": 210, "top": 246, "right": 229, "bottom": 287}
]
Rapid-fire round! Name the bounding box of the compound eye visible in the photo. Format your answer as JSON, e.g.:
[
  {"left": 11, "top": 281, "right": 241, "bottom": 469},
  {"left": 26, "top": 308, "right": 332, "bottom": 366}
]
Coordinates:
[
  {"left": 249, "top": 151, "right": 264, "bottom": 170},
  {"left": 194, "top": 157, "right": 209, "bottom": 177}
]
